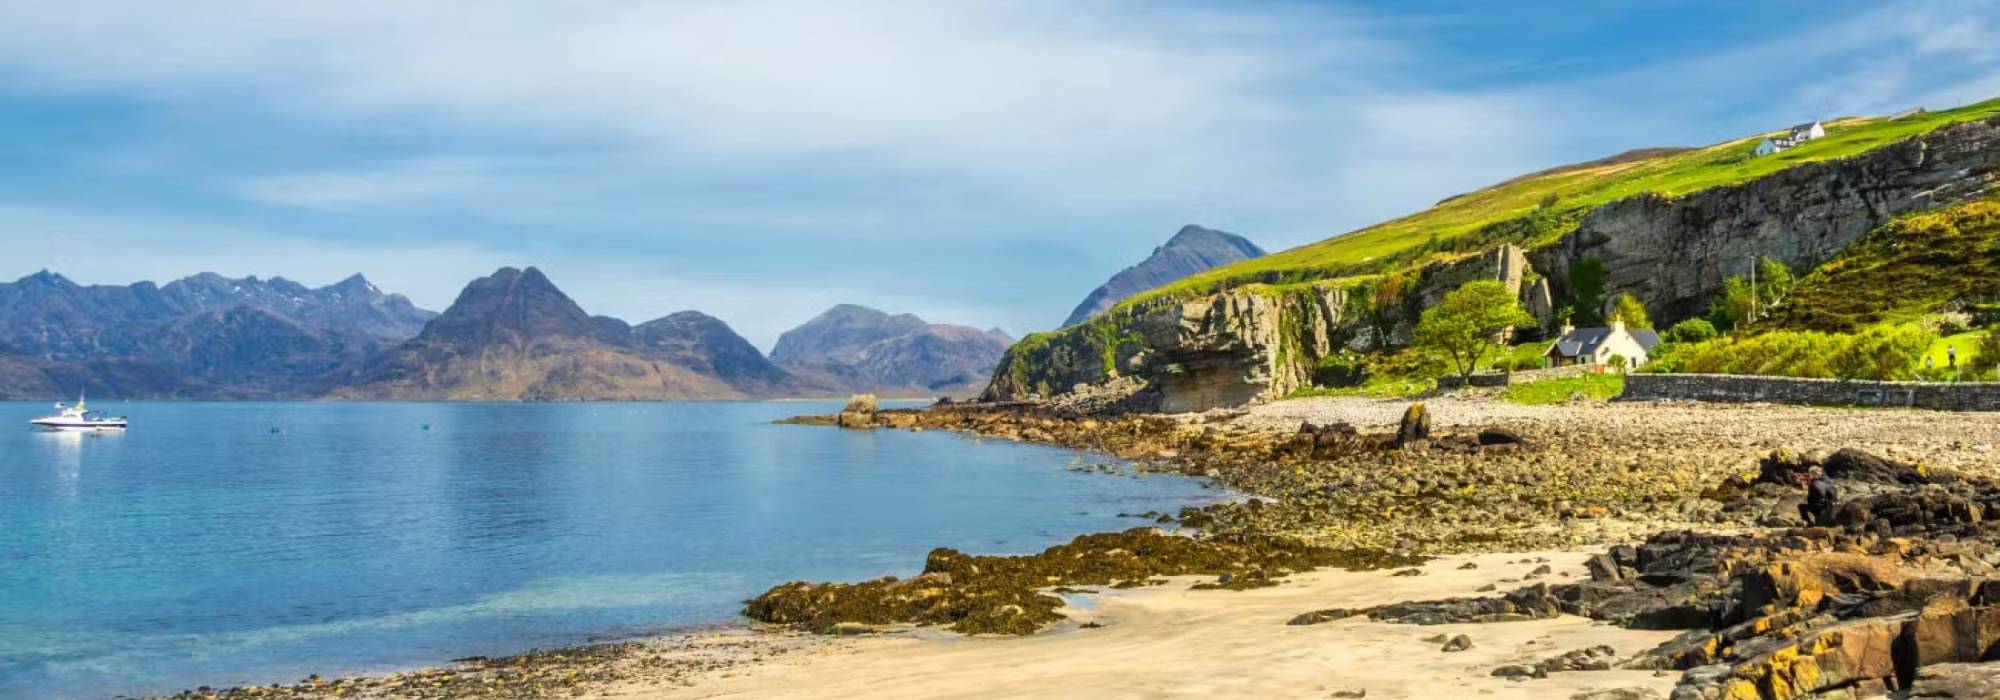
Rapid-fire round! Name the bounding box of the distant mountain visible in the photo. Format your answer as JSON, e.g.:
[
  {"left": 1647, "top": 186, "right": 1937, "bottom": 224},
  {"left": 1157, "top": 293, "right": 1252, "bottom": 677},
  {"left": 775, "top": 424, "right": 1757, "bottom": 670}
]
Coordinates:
[
  {"left": 773, "top": 304, "right": 1012, "bottom": 397},
  {"left": 1061, "top": 225, "right": 1265, "bottom": 327},
  {"left": 337, "top": 267, "right": 745, "bottom": 401},
  {"left": 634, "top": 311, "right": 797, "bottom": 395},
  {"left": 0, "top": 270, "right": 435, "bottom": 398}
]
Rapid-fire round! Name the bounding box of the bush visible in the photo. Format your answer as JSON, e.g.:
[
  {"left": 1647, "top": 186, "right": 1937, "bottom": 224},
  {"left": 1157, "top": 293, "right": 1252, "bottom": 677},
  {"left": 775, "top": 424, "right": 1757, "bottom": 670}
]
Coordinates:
[
  {"left": 1662, "top": 323, "right": 1934, "bottom": 380},
  {"left": 1664, "top": 318, "right": 1718, "bottom": 344},
  {"left": 1968, "top": 329, "right": 2000, "bottom": 380},
  {"left": 1829, "top": 324, "right": 1935, "bottom": 381}
]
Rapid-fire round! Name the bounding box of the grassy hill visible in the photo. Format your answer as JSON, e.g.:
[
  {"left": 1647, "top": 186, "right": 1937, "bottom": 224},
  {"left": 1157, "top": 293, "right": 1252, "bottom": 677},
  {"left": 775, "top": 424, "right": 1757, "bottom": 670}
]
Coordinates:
[
  {"left": 1110, "top": 98, "right": 2000, "bottom": 316},
  {"left": 1771, "top": 195, "right": 2000, "bottom": 331}
]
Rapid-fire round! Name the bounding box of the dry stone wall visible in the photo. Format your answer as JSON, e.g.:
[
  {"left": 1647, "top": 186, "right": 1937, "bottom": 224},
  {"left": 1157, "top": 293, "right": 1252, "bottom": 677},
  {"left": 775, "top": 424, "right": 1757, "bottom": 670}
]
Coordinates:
[{"left": 1623, "top": 373, "right": 2000, "bottom": 411}]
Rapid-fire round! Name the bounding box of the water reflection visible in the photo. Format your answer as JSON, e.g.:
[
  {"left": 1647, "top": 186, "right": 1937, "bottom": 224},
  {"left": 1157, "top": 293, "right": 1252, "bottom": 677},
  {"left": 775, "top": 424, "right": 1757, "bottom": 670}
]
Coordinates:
[{"left": 31, "top": 429, "right": 116, "bottom": 500}]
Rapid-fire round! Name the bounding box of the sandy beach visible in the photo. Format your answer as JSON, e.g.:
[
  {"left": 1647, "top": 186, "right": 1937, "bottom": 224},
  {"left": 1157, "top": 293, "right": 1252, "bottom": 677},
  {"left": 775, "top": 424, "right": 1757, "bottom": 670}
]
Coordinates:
[{"left": 613, "top": 551, "right": 1678, "bottom": 700}]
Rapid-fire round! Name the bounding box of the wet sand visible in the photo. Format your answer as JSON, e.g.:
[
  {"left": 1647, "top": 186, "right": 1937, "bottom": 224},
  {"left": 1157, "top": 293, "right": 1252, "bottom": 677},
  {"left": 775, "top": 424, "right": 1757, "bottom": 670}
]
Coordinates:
[{"left": 609, "top": 551, "right": 1678, "bottom": 700}]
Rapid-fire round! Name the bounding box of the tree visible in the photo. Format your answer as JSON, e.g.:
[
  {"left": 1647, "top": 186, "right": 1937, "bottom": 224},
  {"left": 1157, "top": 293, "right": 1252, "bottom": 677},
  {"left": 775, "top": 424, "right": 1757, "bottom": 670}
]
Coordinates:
[
  {"left": 1757, "top": 256, "right": 1796, "bottom": 308},
  {"left": 1414, "top": 279, "right": 1534, "bottom": 383},
  {"left": 1969, "top": 328, "right": 2000, "bottom": 380},
  {"left": 1568, "top": 258, "right": 1607, "bottom": 326},
  {"left": 1664, "top": 318, "right": 1718, "bottom": 343},
  {"left": 1708, "top": 276, "right": 1756, "bottom": 332},
  {"left": 1609, "top": 294, "right": 1652, "bottom": 329}
]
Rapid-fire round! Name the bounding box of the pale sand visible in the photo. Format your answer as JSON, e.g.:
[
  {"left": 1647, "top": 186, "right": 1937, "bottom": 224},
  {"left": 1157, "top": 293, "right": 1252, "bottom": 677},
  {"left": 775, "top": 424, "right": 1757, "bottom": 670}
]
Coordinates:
[{"left": 605, "top": 551, "right": 1681, "bottom": 700}]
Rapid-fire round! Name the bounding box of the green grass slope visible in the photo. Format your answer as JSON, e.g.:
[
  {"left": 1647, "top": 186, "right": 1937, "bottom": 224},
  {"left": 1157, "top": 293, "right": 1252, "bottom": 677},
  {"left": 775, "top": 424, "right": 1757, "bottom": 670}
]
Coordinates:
[
  {"left": 1771, "top": 196, "right": 2000, "bottom": 331},
  {"left": 1112, "top": 98, "right": 2000, "bottom": 315}
]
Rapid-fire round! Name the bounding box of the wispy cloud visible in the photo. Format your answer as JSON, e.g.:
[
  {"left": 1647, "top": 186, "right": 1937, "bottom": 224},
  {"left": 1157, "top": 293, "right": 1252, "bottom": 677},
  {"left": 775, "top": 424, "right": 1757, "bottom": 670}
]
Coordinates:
[{"left": 0, "top": 1, "right": 1995, "bottom": 334}]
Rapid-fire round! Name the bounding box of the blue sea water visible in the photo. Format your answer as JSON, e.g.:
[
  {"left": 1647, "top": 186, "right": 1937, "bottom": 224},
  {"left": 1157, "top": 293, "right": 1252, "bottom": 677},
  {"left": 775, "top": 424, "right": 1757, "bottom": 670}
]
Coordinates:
[{"left": 0, "top": 401, "right": 1220, "bottom": 698}]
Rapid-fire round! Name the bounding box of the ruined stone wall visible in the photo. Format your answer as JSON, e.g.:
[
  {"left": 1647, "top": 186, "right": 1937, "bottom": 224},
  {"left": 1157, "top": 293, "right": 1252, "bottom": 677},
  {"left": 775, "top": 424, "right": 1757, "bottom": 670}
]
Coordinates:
[{"left": 1622, "top": 373, "right": 2000, "bottom": 411}]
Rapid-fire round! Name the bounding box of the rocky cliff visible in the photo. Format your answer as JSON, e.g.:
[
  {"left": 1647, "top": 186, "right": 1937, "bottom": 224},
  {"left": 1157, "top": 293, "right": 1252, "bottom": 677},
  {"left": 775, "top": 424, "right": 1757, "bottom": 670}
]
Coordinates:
[
  {"left": 1528, "top": 115, "right": 2000, "bottom": 322},
  {"left": 989, "top": 113, "right": 2000, "bottom": 413},
  {"left": 774, "top": 304, "right": 1012, "bottom": 397},
  {"left": 1062, "top": 225, "right": 1266, "bottom": 328}
]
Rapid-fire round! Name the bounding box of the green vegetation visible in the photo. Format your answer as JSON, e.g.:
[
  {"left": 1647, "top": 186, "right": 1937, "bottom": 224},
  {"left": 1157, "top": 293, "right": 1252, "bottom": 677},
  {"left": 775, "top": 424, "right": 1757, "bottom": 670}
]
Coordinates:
[
  {"left": 1413, "top": 280, "right": 1534, "bottom": 382},
  {"left": 1969, "top": 329, "right": 2000, "bottom": 380},
  {"left": 1501, "top": 373, "right": 1625, "bottom": 405},
  {"left": 1772, "top": 197, "right": 2000, "bottom": 331},
  {"left": 1610, "top": 294, "right": 1651, "bottom": 329},
  {"left": 1112, "top": 98, "right": 2000, "bottom": 313},
  {"left": 1647, "top": 323, "right": 1936, "bottom": 380},
  {"left": 1663, "top": 318, "right": 1718, "bottom": 344}
]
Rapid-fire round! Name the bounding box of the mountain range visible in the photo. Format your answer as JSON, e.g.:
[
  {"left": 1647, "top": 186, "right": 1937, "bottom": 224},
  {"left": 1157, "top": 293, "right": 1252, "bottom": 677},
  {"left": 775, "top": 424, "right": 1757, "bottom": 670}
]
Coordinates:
[
  {"left": 0, "top": 267, "right": 1013, "bottom": 401},
  {"left": 1061, "top": 225, "right": 1265, "bottom": 327}
]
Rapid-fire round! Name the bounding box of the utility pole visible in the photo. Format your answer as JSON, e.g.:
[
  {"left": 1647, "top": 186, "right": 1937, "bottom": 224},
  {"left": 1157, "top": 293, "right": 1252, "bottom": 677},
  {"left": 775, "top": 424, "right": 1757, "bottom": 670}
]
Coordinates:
[{"left": 1748, "top": 255, "right": 1758, "bottom": 325}]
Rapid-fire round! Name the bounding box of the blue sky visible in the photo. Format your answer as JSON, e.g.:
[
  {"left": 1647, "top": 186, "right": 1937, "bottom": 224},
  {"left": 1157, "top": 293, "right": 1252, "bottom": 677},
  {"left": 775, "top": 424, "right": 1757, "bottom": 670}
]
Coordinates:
[{"left": 1, "top": 0, "right": 1996, "bottom": 349}]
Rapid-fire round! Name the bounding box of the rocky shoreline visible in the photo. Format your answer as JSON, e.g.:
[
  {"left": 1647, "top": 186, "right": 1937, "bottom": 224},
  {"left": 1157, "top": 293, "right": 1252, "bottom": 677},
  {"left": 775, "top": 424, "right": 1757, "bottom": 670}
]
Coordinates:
[{"left": 151, "top": 396, "right": 2000, "bottom": 699}]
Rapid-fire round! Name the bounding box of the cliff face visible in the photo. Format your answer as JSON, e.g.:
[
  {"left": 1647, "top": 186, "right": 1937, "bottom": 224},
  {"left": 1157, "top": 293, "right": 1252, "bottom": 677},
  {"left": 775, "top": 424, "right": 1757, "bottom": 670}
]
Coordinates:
[
  {"left": 1062, "top": 225, "right": 1266, "bottom": 328},
  {"left": 1531, "top": 115, "right": 2000, "bottom": 321},
  {"left": 990, "top": 115, "right": 2000, "bottom": 413}
]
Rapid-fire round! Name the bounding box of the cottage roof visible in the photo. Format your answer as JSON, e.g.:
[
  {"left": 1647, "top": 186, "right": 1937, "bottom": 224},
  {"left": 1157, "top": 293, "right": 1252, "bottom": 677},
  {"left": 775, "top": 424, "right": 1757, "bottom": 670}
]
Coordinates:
[{"left": 1547, "top": 326, "right": 1662, "bottom": 359}]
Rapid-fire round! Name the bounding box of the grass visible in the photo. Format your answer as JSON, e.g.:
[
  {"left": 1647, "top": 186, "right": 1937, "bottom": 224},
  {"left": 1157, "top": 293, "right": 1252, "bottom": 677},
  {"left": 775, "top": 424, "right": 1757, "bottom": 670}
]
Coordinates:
[
  {"left": 1111, "top": 97, "right": 2000, "bottom": 314},
  {"left": 1501, "top": 373, "right": 1625, "bottom": 405},
  {"left": 1925, "top": 331, "right": 1988, "bottom": 372},
  {"left": 1772, "top": 197, "right": 2000, "bottom": 331}
]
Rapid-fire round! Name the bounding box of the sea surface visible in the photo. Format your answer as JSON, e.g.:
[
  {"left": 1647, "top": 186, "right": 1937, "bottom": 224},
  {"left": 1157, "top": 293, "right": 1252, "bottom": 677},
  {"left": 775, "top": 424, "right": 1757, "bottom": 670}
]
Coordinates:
[{"left": 0, "top": 401, "right": 1221, "bottom": 698}]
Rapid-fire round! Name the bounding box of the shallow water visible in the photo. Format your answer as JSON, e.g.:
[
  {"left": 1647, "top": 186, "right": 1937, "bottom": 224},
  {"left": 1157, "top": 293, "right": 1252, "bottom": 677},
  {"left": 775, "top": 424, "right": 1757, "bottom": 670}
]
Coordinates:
[{"left": 0, "top": 401, "right": 1219, "bottom": 698}]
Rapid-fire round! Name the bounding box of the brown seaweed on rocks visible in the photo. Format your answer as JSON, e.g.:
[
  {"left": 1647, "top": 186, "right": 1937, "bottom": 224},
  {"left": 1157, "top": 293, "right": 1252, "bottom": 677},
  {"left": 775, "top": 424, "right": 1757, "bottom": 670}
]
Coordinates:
[{"left": 744, "top": 527, "right": 1423, "bottom": 635}]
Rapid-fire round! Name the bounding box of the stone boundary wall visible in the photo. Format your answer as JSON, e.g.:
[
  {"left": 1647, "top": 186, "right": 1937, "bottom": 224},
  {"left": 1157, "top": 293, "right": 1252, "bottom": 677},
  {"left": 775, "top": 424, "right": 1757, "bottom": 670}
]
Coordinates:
[
  {"left": 1622, "top": 373, "right": 2000, "bottom": 411},
  {"left": 1437, "top": 364, "right": 1599, "bottom": 389}
]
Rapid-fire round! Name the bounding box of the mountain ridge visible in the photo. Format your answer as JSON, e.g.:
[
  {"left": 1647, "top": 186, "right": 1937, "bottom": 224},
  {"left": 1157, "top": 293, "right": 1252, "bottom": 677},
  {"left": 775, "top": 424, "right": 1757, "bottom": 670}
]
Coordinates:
[{"left": 1061, "top": 224, "right": 1265, "bottom": 328}]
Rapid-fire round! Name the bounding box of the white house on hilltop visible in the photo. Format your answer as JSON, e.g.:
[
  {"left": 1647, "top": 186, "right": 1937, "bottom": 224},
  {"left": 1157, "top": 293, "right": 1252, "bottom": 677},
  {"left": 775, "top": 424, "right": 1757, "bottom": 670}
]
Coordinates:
[
  {"left": 1545, "top": 319, "right": 1663, "bottom": 369},
  {"left": 1754, "top": 120, "right": 1827, "bottom": 157}
]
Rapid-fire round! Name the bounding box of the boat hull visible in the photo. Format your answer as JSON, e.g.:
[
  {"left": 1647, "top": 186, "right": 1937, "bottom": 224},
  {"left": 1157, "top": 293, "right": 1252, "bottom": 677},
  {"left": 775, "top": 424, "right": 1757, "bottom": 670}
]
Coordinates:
[{"left": 30, "top": 420, "right": 127, "bottom": 431}]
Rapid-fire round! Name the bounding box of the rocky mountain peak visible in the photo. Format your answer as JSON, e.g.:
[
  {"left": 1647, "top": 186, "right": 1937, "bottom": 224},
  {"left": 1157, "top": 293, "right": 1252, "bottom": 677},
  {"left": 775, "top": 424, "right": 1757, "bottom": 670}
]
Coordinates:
[
  {"left": 1061, "top": 224, "right": 1267, "bottom": 328},
  {"left": 418, "top": 266, "right": 601, "bottom": 346},
  {"left": 770, "top": 304, "right": 930, "bottom": 366}
]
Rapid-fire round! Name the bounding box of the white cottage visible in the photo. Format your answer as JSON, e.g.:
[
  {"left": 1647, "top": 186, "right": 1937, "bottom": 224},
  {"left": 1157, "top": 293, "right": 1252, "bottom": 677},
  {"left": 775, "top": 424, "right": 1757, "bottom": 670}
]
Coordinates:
[
  {"left": 1545, "top": 319, "right": 1663, "bottom": 369},
  {"left": 1752, "top": 120, "right": 1827, "bottom": 157}
]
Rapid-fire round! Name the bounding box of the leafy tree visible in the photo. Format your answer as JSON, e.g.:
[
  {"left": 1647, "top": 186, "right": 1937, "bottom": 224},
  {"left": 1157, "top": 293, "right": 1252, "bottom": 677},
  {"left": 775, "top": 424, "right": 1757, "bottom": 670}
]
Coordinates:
[
  {"left": 1607, "top": 354, "right": 1628, "bottom": 372},
  {"left": 1609, "top": 294, "right": 1652, "bottom": 329},
  {"left": 1567, "top": 258, "right": 1607, "bottom": 326},
  {"left": 1414, "top": 279, "right": 1534, "bottom": 383},
  {"left": 1707, "top": 276, "right": 1756, "bottom": 332},
  {"left": 1968, "top": 328, "right": 2000, "bottom": 380},
  {"left": 1757, "top": 256, "right": 1796, "bottom": 308},
  {"left": 1663, "top": 318, "right": 1718, "bottom": 343}
]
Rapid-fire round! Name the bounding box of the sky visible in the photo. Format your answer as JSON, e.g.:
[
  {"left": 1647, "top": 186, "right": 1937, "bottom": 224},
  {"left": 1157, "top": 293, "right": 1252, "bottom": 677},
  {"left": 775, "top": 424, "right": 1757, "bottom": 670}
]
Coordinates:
[{"left": 1, "top": 0, "right": 1997, "bottom": 350}]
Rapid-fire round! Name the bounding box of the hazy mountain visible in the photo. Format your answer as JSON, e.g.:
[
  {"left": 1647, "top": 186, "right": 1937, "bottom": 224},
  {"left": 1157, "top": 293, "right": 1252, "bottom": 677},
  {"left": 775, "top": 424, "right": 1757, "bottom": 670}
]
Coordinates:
[
  {"left": 338, "top": 267, "right": 741, "bottom": 400},
  {"left": 634, "top": 311, "right": 798, "bottom": 396},
  {"left": 0, "top": 270, "right": 434, "bottom": 398},
  {"left": 773, "top": 304, "right": 1012, "bottom": 397},
  {"left": 1061, "top": 225, "right": 1265, "bottom": 327}
]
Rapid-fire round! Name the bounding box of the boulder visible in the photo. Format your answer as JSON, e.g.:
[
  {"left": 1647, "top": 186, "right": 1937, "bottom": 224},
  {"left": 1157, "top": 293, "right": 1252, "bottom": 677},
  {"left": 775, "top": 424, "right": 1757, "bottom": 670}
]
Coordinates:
[
  {"left": 1397, "top": 403, "right": 1431, "bottom": 446},
  {"left": 836, "top": 393, "right": 879, "bottom": 428}
]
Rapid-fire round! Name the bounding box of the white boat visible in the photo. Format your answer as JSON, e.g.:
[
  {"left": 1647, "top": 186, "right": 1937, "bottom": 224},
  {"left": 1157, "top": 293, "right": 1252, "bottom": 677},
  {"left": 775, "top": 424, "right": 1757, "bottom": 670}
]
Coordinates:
[{"left": 30, "top": 393, "right": 128, "bottom": 431}]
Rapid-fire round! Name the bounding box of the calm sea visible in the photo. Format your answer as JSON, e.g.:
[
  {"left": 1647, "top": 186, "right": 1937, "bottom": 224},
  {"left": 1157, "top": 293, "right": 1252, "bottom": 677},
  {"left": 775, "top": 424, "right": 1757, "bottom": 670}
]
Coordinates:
[{"left": 0, "top": 401, "right": 1218, "bottom": 698}]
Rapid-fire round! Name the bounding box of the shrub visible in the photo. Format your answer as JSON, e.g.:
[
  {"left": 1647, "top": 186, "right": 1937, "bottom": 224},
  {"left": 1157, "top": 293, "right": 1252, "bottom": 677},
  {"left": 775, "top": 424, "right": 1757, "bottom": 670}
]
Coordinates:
[
  {"left": 1664, "top": 318, "right": 1718, "bottom": 344},
  {"left": 1829, "top": 324, "right": 1935, "bottom": 381},
  {"left": 1968, "top": 329, "right": 2000, "bottom": 380}
]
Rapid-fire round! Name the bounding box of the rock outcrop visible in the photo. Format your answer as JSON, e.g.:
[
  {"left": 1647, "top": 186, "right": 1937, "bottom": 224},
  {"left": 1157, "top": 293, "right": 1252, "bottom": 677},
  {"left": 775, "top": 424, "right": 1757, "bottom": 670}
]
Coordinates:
[{"left": 1061, "top": 224, "right": 1266, "bottom": 328}]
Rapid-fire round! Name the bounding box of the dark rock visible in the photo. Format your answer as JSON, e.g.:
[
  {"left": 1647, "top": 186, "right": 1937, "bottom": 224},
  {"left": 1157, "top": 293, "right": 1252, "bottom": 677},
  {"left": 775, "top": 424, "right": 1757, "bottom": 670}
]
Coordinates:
[
  {"left": 1477, "top": 428, "right": 1526, "bottom": 447},
  {"left": 1397, "top": 403, "right": 1432, "bottom": 446},
  {"left": 1441, "top": 634, "right": 1473, "bottom": 652}
]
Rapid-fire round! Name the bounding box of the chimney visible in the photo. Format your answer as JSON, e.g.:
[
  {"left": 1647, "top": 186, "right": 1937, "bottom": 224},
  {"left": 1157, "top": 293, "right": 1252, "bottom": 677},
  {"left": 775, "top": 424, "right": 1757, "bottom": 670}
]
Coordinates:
[
  {"left": 1560, "top": 320, "right": 1575, "bottom": 337},
  {"left": 1610, "top": 318, "right": 1626, "bottom": 334}
]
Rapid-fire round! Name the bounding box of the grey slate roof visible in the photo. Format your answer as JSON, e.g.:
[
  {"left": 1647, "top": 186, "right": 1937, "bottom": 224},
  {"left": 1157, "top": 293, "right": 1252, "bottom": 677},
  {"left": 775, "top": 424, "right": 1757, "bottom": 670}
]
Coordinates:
[{"left": 1547, "top": 326, "right": 1662, "bottom": 359}]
